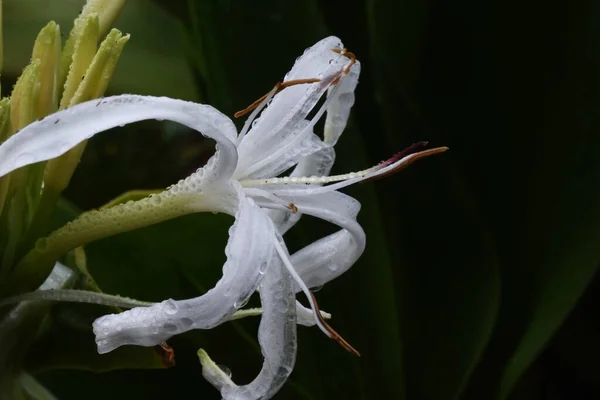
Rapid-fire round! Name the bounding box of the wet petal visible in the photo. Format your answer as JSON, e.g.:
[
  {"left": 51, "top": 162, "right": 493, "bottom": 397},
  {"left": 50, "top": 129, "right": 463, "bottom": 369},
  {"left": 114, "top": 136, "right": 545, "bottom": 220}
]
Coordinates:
[
  {"left": 92, "top": 185, "right": 275, "bottom": 354},
  {"left": 0, "top": 95, "right": 239, "bottom": 187},
  {"left": 236, "top": 119, "right": 327, "bottom": 180},
  {"left": 235, "top": 36, "right": 350, "bottom": 179},
  {"left": 200, "top": 243, "right": 297, "bottom": 399},
  {"left": 324, "top": 60, "right": 361, "bottom": 146},
  {"left": 296, "top": 300, "right": 331, "bottom": 326},
  {"left": 283, "top": 191, "right": 366, "bottom": 289},
  {"left": 266, "top": 146, "right": 336, "bottom": 234}
]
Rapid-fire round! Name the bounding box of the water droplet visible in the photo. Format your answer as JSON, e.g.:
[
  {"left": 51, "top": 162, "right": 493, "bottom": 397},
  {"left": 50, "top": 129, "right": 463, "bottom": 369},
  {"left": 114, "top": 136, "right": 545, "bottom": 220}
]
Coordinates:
[
  {"left": 258, "top": 261, "right": 268, "bottom": 274},
  {"left": 217, "top": 364, "right": 232, "bottom": 378},
  {"left": 180, "top": 318, "right": 193, "bottom": 329},
  {"left": 234, "top": 298, "right": 249, "bottom": 309},
  {"left": 162, "top": 299, "right": 178, "bottom": 315},
  {"left": 151, "top": 195, "right": 162, "bottom": 205},
  {"left": 163, "top": 323, "right": 178, "bottom": 333},
  {"left": 310, "top": 284, "right": 324, "bottom": 293}
]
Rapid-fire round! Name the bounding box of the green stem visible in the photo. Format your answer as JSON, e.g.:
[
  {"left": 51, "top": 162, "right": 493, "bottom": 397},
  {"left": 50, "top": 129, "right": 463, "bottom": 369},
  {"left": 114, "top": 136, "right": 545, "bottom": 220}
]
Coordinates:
[
  {"left": 17, "top": 374, "right": 58, "bottom": 400},
  {"left": 3, "top": 192, "right": 224, "bottom": 297}
]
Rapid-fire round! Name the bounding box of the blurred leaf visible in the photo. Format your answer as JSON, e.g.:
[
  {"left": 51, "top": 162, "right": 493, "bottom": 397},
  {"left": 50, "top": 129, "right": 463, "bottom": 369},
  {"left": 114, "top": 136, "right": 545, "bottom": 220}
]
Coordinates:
[
  {"left": 25, "top": 305, "right": 167, "bottom": 373},
  {"left": 368, "top": 0, "right": 600, "bottom": 398},
  {"left": 362, "top": 0, "right": 504, "bottom": 398},
  {"left": 3, "top": 0, "right": 197, "bottom": 100}
]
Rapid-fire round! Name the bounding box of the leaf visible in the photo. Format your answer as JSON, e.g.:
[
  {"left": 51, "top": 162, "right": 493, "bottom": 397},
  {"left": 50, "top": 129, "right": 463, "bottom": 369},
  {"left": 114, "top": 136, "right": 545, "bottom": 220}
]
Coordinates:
[
  {"left": 363, "top": 0, "right": 503, "bottom": 398},
  {"left": 3, "top": 0, "right": 198, "bottom": 101},
  {"left": 25, "top": 304, "right": 167, "bottom": 373}
]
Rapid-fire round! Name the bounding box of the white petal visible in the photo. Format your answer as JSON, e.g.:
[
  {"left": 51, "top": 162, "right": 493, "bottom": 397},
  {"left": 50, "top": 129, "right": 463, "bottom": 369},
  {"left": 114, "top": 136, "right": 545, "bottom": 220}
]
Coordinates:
[
  {"left": 324, "top": 61, "right": 361, "bottom": 146},
  {"left": 283, "top": 192, "right": 366, "bottom": 289},
  {"left": 295, "top": 300, "right": 331, "bottom": 326},
  {"left": 236, "top": 120, "right": 327, "bottom": 180},
  {"left": 38, "top": 262, "right": 74, "bottom": 290},
  {"left": 0, "top": 95, "right": 238, "bottom": 186},
  {"left": 92, "top": 185, "right": 275, "bottom": 354},
  {"left": 200, "top": 244, "right": 297, "bottom": 400},
  {"left": 234, "top": 37, "right": 348, "bottom": 180},
  {"left": 266, "top": 147, "right": 336, "bottom": 234}
]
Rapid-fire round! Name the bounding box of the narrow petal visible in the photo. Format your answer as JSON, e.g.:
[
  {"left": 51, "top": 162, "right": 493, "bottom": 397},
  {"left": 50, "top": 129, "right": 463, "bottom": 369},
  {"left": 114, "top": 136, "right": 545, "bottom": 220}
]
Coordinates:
[
  {"left": 236, "top": 120, "right": 327, "bottom": 180},
  {"left": 282, "top": 192, "right": 366, "bottom": 289},
  {"left": 234, "top": 37, "right": 350, "bottom": 179},
  {"left": 92, "top": 186, "right": 275, "bottom": 354},
  {"left": 200, "top": 244, "right": 297, "bottom": 399},
  {"left": 265, "top": 146, "right": 449, "bottom": 197},
  {"left": 266, "top": 147, "right": 336, "bottom": 234},
  {"left": 324, "top": 60, "right": 361, "bottom": 146},
  {"left": 0, "top": 95, "right": 239, "bottom": 187},
  {"left": 296, "top": 300, "right": 331, "bottom": 326}
]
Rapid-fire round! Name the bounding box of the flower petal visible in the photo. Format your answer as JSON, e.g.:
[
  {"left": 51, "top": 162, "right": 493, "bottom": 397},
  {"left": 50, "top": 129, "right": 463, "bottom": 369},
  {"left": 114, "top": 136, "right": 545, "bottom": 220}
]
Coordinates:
[
  {"left": 324, "top": 60, "right": 361, "bottom": 146},
  {"left": 0, "top": 95, "right": 238, "bottom": 187},
  {"left": 266, "top": 146, "right": 336, "bottom": 234},
  {"left": 285, "top": 191, "right": 366, "bottom": 289},
  {"left": 296, "top": 300, "right": 331, "bottom": 326},
  {"left": 236, "top": 120, "right": 327, "bottom": 180},
  {"left": 92, "top": 185, "right": 275, "bottom": 354},
  {"left": 234, "top": 36, "right": 350, "bottom": 179},
  {"left": 200, "top": 243, "right": 297, "bottom": 399}
]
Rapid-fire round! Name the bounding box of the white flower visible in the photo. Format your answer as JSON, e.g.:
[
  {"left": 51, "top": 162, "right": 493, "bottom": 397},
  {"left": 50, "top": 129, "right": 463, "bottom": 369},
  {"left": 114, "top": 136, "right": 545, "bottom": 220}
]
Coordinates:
[{"left": 0, "top": 36, "right": 446, "bottom": 399}]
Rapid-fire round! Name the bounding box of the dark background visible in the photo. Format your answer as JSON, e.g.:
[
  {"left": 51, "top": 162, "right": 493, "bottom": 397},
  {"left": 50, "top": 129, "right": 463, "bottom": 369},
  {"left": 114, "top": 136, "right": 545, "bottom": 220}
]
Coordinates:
[{"left": 4, "top": 0, "right": 600, "bottom": 398}]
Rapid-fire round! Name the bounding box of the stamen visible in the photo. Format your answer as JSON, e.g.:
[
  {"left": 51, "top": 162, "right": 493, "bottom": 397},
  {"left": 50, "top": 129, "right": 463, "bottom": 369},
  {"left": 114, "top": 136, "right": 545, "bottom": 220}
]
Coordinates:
[
  {"left": 155, "top": 341, "right": 176, "bottom": 367},
  {"left": 234, "top": 78, "right": 321, "bottom": 119},
  {"left": 242, "top": 145, "right": 448, "bottom": 188},
  {"left": 244, "top": 188, "right": 298, "bottom": 213},
  {"left": 364, "top": 146, "right": 449, "bottom": 182},
  {"left": 308, "top": 291, "right": 360, "bottom": 357},
  {"left": 273, "top": 239, "right": 359, "bottom": 356},
  {"left": 378, "top": 141, "right": 429, "bottom": 168},
  {"left": 236, "top": 87, "right": 278, "bottom": 145},
  {"left": 331, "top": 48, "right": 357, "bottom": 76}
]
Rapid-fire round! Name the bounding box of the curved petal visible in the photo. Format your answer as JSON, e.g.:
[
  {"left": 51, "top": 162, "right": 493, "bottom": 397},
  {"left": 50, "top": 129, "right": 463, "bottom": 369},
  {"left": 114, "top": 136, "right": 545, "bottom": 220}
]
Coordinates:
[
  {"left": 236, "top": 120, "right": 327, "bottom": 180},
  {"left": 266, "top": 146, "right": 336, "bottom": 234},
  {"left": 296, "top": 300, "right": 331, "bottom": 326},
  {"left": 234, "top": 36, "right": 350, "bottom": 179},
  {"left": 285, "top": 191, "right": 366, "bottom": 290},
  {"left": 324, "top": 60, "right": 361, "bottom": 146},
  {"left": 0, "top": 95, "right": 239, "bottom": 187},
  {"left": 92, "top": 185, "right": 276, "bottom": 354},
  {"left": 200, "top": 241, "right": 297, "bottom": 400}
]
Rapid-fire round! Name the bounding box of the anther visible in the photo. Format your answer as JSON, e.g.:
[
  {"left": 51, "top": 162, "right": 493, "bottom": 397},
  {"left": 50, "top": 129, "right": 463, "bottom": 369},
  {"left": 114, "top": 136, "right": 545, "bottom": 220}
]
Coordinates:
[
  {"left": 332, "top": 48, "right": 357, "bottom": 76},
  {"left": 365, "top": 146, "right": 449, "bottom": 182},
  {"left": 309, "top": 291, "right": 360, "bottom": 357},
  {"left": 288, "top": 203, "right": 298, "bottom": 213},
  {"left": 156, "top": 341, "right": 176, "bottom": 367}
]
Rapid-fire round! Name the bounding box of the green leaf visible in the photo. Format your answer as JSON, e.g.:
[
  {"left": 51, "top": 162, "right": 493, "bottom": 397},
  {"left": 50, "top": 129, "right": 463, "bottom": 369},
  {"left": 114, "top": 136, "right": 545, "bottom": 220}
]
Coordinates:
[
  {"left": 30, "top": 21, "right": 61, "bottom": 117},
  {"left": 4, "top": 0, "right": 198, "bottom": 101},
  {"left": 60, "top": 14, "right": 99, "bottom": 109},
  {"left": 363, "top": 0, "right": 504, "bottom": 398},
  {"left": 25, "top": 304, "right": 167, "bottom": 373}
]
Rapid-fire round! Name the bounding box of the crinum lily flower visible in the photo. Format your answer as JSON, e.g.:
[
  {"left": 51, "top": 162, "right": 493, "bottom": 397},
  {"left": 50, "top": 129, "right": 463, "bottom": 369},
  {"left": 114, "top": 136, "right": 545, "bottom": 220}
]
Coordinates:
[{"left": 0, "top": 36, "right": 447, "bottom": 399}]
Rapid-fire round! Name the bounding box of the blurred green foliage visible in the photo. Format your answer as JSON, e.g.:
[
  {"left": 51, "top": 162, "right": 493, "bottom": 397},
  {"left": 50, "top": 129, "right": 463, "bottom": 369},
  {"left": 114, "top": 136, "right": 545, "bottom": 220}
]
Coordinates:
[{"left": 3, "top": 0, "right": 600, "bottom": 399}]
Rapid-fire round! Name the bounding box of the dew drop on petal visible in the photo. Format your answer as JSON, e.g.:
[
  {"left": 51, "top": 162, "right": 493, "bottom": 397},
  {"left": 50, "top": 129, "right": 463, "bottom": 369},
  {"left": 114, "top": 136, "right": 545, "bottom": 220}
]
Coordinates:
[
  {"left": 217, "top": 364, "right": 232, "bottom": 378},
  {"left": 310, "top": 284, "right": 324, "bottom": 293}
]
